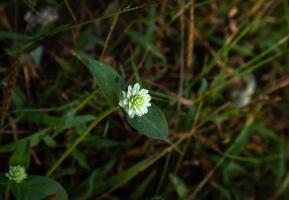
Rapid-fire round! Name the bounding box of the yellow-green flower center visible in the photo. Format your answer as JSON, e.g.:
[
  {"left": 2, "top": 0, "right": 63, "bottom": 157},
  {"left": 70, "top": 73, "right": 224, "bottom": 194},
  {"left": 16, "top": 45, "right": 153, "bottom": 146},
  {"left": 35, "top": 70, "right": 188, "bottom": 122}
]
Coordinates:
[
  {"left": 130, "top": 95, "right": 145, "bottom": 108},
  {"left": 13, "top": 170, "right": 21, "bottom": 177}
]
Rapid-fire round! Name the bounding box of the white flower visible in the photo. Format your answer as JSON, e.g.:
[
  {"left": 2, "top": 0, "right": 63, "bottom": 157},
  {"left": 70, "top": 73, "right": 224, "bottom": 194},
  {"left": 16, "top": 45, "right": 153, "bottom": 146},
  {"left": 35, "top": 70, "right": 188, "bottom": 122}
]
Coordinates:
[
  {"left": 119, "top": 83, "right": 151, "bottom": 118},
  {"left": 5, "top": 165, "right": 27, "bottom": 183}
]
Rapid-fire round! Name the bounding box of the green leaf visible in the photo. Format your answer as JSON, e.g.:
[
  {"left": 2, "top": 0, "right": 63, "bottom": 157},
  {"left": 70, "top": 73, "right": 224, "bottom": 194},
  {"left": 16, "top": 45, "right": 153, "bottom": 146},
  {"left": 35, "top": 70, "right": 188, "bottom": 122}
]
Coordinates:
[
  {"left": 75, "top": 52, "right": 125, "bottom": 106},
  {"left": 127, "top": 104, "right": 168, "bottom": 140},
  {"left": 76, "top": 160, "right": 116, "bottom": 200},
  {"left": 54, "top": 108, "right": 95, "bottom": 136},
  {"left": 127, "top": 31, "right": 164, "bottom": 61},
  {"left": 54, "top": 109, "right": 76, "bottom": 134},
  {"left": 0, "top": 128, "right": 50, "bottom": 153},
  {"left": 0, "top": 31, "right": 25, "bottom": 40},
  {"left": 130, "top": 171, "right": 156, "bottom": 200},
  {"left": 92, "top": 155, "right": 156, "bottom": 196},
  {"left": 9, "top": 140, "right": 31, "bottom": 169},
  {"left": 10, "top": 175, "right": 68, "bottom": 200},
  {"left": 169, "top": 173, "right": 189, "bottom": 200},
  {"left": 72, "top": 148, "right": 91, "bottom": 170},
  {"left": 228, "top": 119, "right": 254, "bottom": 154},
  {"left": 82, "top": 135, "right": 123, "bottom": 150},
  {"left": 21, "top": 111, "right": 60, "bottom": 126},
  {"left": 43, "top": 135, "right": 57, "bottom": 147}
]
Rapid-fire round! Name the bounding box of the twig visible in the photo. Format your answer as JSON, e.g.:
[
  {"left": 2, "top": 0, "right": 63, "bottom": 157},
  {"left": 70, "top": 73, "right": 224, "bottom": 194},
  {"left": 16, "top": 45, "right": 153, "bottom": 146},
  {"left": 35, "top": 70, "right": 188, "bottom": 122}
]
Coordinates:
[
  {"left": 99, "top": 8, "right": 121, "bottom": 61},
  {"left": 1, "top": 51, "right": 20, "bottom": 127},
  {"left": 186, "top": 1, "right": 194, "bottom": 70}
]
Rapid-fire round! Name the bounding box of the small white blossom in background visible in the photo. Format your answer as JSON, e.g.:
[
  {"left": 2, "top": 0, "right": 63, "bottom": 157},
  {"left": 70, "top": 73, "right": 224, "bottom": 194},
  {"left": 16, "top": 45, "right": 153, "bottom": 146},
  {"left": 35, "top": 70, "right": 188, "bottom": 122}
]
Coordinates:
[
  {"left": 119, "top": 83, "right": 151, "bottom": 118},
  {"left": 232, "top": 74, "right": 256, "bottom": 108},
  {"left": 5, "top": 165, "right": 27, "bottom": 183},
  {"left": 24, "top": 7, "right": 58, "bottom": 31}
]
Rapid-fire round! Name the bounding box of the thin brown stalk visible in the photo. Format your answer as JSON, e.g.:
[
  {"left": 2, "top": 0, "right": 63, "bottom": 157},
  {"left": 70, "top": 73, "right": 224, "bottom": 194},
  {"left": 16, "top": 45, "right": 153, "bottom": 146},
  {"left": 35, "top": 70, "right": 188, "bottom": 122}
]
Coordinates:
[
  {"left": 176, "top": 0, "right": 186, "bottom": 115},
  {"left": 186, "top": 1, "right": 194, "bottom": 70},
  {"left": 1, "top": 51, "right": 20, "bottom": 126},
  {"left": 99, "top": 8, "right": 121, "bottom": 61},
  {"left": 188, "top": 115, "right": 256, "bottom": 199},
  {"left": 188, "top": 155, "right": 227, "bottom": 200},
  {"left": 270, "top": 172, "right": 289, "bottom": 200}
]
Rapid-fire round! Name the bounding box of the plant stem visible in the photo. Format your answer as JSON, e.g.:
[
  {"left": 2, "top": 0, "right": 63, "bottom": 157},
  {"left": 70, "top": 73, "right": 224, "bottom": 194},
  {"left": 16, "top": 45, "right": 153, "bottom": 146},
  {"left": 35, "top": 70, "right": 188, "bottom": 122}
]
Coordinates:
[{"left": 46, "top": 106, "right": 119, "bottom": 176}]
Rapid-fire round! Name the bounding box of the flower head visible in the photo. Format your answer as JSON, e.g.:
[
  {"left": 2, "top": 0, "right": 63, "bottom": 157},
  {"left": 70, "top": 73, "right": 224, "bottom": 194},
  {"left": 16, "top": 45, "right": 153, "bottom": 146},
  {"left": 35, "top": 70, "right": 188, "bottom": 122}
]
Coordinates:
[
  {"left": 5, "top": 165, "right": 27, "bottom": 183},
  {"left": 119, "top": 83, "right": 151, "bottom": 118}
]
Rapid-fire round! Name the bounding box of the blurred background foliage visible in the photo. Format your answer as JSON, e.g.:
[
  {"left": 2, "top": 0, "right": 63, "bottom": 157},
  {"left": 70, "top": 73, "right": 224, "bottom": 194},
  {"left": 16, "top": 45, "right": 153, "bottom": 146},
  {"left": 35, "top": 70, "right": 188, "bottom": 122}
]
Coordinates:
[{"left": 1, "top": 0, "right": 289, "bottom": 199}]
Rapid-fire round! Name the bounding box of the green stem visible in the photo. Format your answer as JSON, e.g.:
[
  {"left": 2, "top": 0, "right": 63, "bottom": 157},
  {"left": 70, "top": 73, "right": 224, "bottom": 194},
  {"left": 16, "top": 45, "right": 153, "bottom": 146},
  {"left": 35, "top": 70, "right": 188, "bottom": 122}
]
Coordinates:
[{"left": 46, "top": 106, "right": 119, "bottom": 176}]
